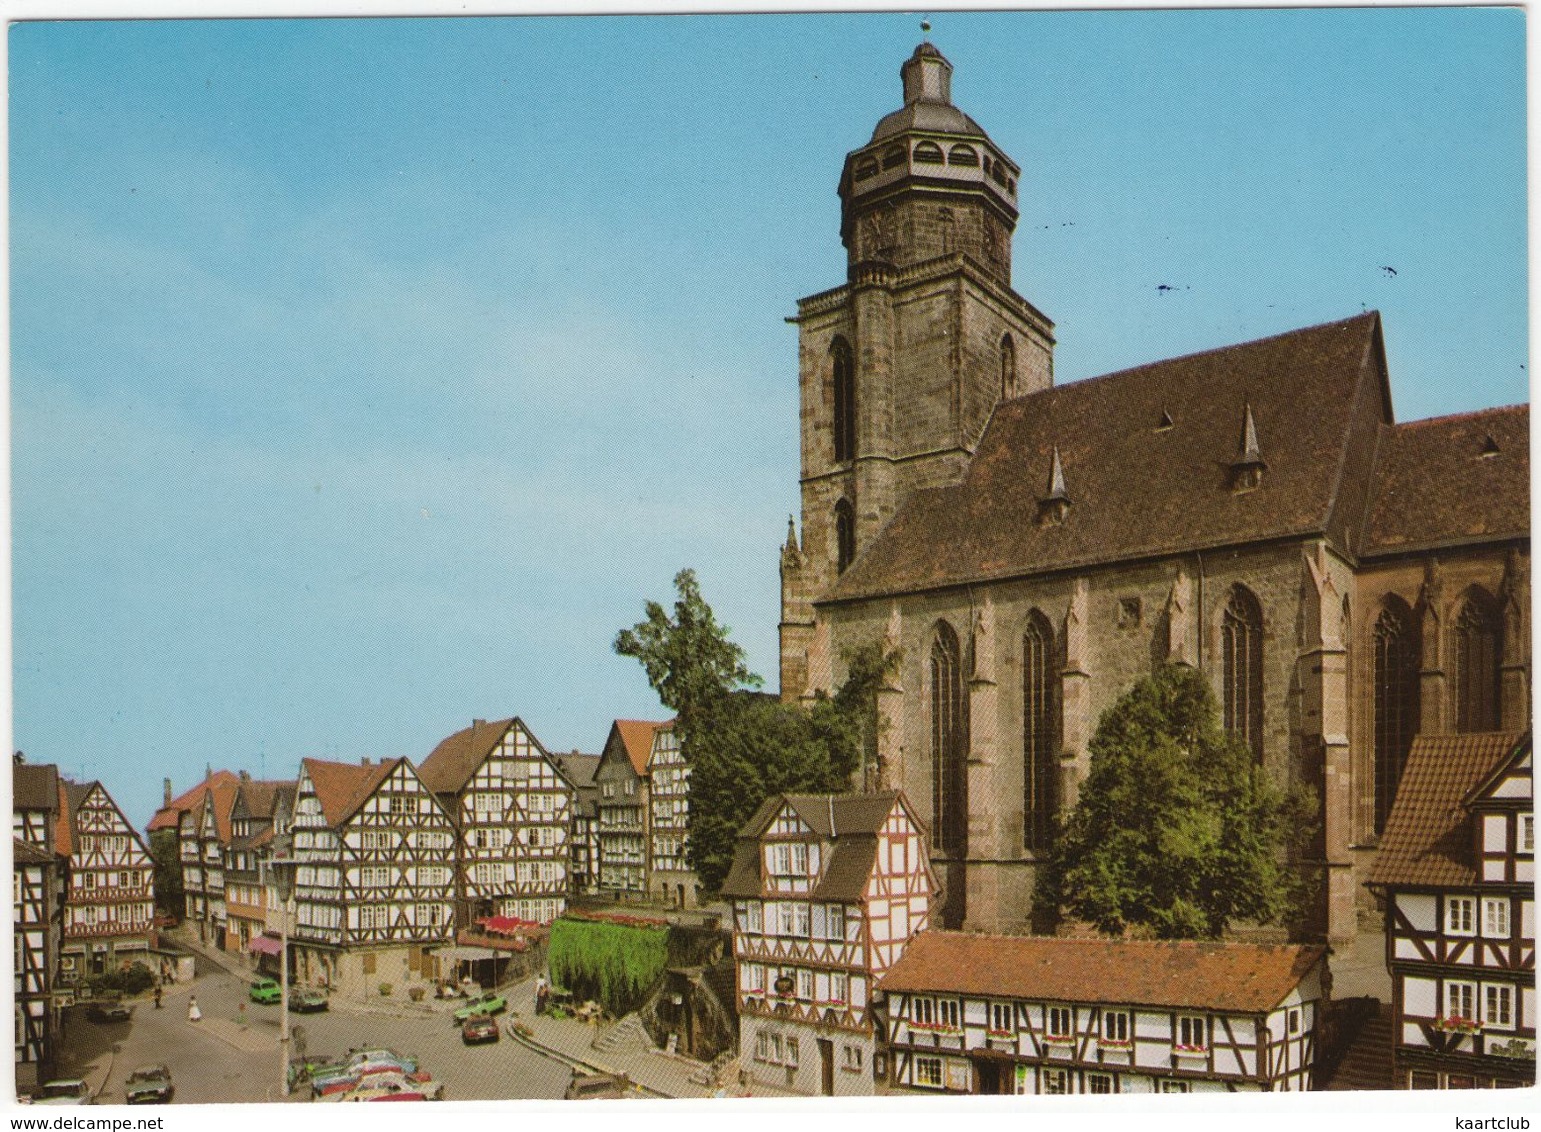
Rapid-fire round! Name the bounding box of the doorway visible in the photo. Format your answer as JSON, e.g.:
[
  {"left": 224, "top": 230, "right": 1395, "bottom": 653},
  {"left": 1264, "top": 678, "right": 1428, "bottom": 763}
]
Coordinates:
[{"left": 818, "top": 1038, "right": 834, "bottom": 1096}]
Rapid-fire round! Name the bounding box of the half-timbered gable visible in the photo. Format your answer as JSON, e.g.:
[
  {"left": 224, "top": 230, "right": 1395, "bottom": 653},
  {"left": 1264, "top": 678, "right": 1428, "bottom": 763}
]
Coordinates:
[
  {"left": 880, "top": 932, "right": 1327, "bottom": 1094},
  {"left": 150, "top": 769, "right": 240, "bottom": 947},
  {"left": 419, "top": 717, "right": 577, "bottom": 928},
  {"left": 555, "top": 752, "right": 601, "bottom": 895},
  {"left": 721, "top": 790, "right": 935, "bottom": 1096},
  {"left": 56, "top": 779, "right": 154, "bottom": 984},
  {"left": 594, "top": 720, "right": 662, "bottom": 897},
  {"left": 645, "top": 723, "right": 699, "bottom": 908},
  {"left": 289, "top": 757, "right": 455, "bottom": 999},
  {"left": 12, "top": 758, "right": 63, "bottom": 1088},
  {"left": 1370, "top": 731, "right": 1535, "bottom": 1089},
  {"left": 225, "top": 776, "right": 294, "bottom": 961}
]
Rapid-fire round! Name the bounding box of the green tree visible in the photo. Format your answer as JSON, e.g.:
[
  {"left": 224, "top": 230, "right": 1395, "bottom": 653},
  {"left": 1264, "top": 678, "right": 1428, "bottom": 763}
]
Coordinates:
[
  {"left": 1034, "top": 665, "right": 1315, "bottom": 940},
  {"left": 615, "top": 570, "right": 894, "bottom": 892},
  {"left": 148, "top": 828, "right": 183, "bottom": 920}
]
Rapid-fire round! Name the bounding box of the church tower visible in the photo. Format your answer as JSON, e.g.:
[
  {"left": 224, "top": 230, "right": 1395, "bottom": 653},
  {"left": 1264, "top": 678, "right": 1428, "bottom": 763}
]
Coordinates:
[{"left": 781, "top": 43, "right": 1056, "bottom": 699}]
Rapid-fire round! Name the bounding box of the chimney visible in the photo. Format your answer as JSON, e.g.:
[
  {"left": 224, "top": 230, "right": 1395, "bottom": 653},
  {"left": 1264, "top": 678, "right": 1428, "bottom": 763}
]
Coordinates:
[
  {"left": 473, "top": 719, "right": 486, "bottom": 730},
  {"left": 13, "top": 751, "right": 24, "bottom": 766},
  {"left": 164, "top": 778, "right": 173, "bottom": 807},
  {"left": 360, "top": 757, "right": 371, "bottom": 767},
  {"left": 239, "top": 769, "right": 251, "bottom": 784}
]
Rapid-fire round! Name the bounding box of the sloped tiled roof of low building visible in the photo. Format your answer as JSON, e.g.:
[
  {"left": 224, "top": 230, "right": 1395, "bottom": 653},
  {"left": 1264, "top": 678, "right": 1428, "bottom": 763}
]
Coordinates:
[
  {"left": 554, "top": 753, "right": 601, "bottom": 789},
  {"left": 1368, "top": 731, "right": 1525, "bottom": 889},
  {"left": 237, "top": 779, "right": 295, "bottom": 821},
  {"left": 419, "top": 718, "right": 516, "bottom": 795},
  {"left": 880, "top": 931, "right": 1327, "bottom": 1014},
  {"left": 301, "top": 758, "right": 400, "bottom": 829},
  {"left": 12, "top": 762, "right": 59, "bottom": 814},
  {"left": 13, "top": 836, "right": 55, "bottom": 866},
  {"left": 1361, "top": 406, "right": 1530, "bottom": 555}
]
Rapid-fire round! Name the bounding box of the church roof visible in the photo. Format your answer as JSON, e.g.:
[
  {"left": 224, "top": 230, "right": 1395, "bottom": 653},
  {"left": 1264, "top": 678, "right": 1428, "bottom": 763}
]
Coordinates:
[
  {"left": 1361, "top": 405, "right": 1529, "bottom": 556},
  {"left": 829, "top": 313, "right": 1390, "bottom": 602},
  {"left": 1368, "top": 732, "right": 1526, "bottom": 890},
  {"left": 879, "top": 931, "right": 1327, "bottom": 1015}
]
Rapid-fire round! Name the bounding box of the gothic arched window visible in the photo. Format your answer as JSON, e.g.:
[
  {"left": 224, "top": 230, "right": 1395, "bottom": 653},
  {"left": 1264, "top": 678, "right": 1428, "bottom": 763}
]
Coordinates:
[
  {"left": 1222, "top": 585, "right": 1264, "bottom": 759},
  {"left": 1372, "top": 599, "right": 1420, "bottom": 833},
  {"left": 831, "top": 337, "right": 855, "bottom": 465},
  {"left": 1022, "top": 611, "right": 1058, "bottom": 852},
  {"left": 1000, "top": 334, "right": 1017, "bottom": 400},
  {"left": 930, "top": 622, "right": 967, "bottom": 856},
  {"left": 834, "top": 500, "right": 855, "bottom": 575},
  {"left": 1452, "top": 590, "right": 1501, "bottom": 733}
]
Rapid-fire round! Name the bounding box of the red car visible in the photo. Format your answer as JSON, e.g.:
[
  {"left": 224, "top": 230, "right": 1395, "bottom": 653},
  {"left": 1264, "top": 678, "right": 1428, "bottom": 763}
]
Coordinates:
[{"left": 461, "top": 1016, "right": 499, "bottom": 1045}]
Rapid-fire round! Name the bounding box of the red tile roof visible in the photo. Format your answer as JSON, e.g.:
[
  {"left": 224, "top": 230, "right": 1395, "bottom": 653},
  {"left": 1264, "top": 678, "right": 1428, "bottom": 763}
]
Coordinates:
[
  {"left": 147, "top": 770, "right": 242, "bottom": 832},
  {"left": 418, "top": 719, "right": 515, "bottom": 795},
  {"left": 301, "top": 758, "right": 400, "bottom": 829},
  {"left": 879, "top": 931, "right": 1326, "bottom": 1014},
  {"left": 1362, "top": 406, "right": 1530, "bottom": 555},
  {"left": 612, "top": 720, "right": 668, "bottom": 777},
  {"left": 1368, "top": 732, "right": 1526, "bottom": 889}
]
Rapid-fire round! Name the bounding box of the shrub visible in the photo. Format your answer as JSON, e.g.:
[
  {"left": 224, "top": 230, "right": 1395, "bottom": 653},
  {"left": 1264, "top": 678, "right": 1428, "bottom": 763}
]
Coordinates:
[{"left": 378, "top": 982, "right": 393, "bottom": 997}]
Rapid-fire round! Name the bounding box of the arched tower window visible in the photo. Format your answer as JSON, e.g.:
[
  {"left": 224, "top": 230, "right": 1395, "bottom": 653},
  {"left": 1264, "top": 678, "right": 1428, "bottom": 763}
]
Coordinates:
[
  {"left": 831, "top": 337, "right": 856, "bottom": 465},
  {"left": 1022, "top": 611, "right": 1058, "bottom": 852},
  {"left": 1222, "top": 585, "right": 1264, "bottom": 759},
  {"left": 1000, "top": 333, "right": 1017, "bottom": 399},
  {"left": 834, "top": 500, "right": 855, "bottom": 575},
  {"left": 1452, "top": 590, "right": 1501, "bottom": 733},
  {"left": 929, "top": 622, "right": 967, "bottom": 856},
  {"left": 1372, "top": 599, "right": 1420, "bottom": 833}
]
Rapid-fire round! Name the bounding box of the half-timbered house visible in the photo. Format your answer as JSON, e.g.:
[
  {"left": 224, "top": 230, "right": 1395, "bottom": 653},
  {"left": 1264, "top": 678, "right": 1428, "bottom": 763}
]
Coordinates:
[
  {"left": 595, "top": 720, "right": 664, "bottom": 898},
  {"left": 149, "top": 770, "right": 240, "bottom": 947},
  {"left": 224, "top": 776, "right": 294, "bottom": 966},
  {"left": 645, "top": 723, "right": 698, "bottom": 908},
  {"left": 720, "top": 791, "right": 936, "bottom": 1096},
  {"left": 880, "top": 932, "right": 1327, "bottom": 1094},
  {"left": 55, "top": 779, "right": 155, "bottom": 984},
  {"left": 554, "top": 752, "right": 601, "bottom": 895},
  {"left": 1369, "top": 731, "right": 1535, "bottom": 1089},
  {"left": 419, "top": 718, "right": 577, "bottom": 928},
  {"left": 13, "top": 758, "right": 62, "bottom": 1089},
  {"left": 289, "top": 757, "right": 455, "bottom": 998}
]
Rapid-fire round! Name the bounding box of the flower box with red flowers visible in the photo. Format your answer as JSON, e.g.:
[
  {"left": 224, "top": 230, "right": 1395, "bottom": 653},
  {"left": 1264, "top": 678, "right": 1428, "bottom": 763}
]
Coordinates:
[{"left": 1433, "top": 1016, "right": 1482, "bottom": 1035}]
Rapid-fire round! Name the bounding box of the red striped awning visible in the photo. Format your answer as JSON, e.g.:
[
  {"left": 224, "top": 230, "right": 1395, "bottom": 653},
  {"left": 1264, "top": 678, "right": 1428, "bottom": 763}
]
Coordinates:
[{"left": 247, "top": 935, "right": 284, "bottom": 956}]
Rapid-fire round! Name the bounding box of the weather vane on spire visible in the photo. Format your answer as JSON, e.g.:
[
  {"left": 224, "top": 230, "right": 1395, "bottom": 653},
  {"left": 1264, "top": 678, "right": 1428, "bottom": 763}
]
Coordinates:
[{"left": 921, "top": 19, "right": 931, "bottom": 41}]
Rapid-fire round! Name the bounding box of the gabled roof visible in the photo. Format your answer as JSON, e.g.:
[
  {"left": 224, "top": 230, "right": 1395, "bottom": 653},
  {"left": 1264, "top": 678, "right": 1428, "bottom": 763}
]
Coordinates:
[
  {"left": 719, "top": 792, "right": 907, "bottom": 900},
  {"left": 147, "top": 769, "right": 243, "bottom": 832},
  {"left": 1362, "top": 406, "right": 1530, "bottom": 556},
  {"left": 300, "top": 758, "right": 400, "bottom": 829},
  {"left": 236, "top": 779, "right": 294, "bottom": 822},
  {"left": 13, "top": 837, "right": 55, "bottom": 866},
  {"left": 1369, "top": 732, "right": 1526, "bottom": 889},
  {"left": 879, "top": 931, "right": 1327, "bottom": 1015},
  {"left": 419, "top": 718, "right": 516, "bottom": 795},
  {"left": 828, "top": 314, "right": 1388, "bottom": 602},
  {"left": 554, "top": 753, "right": 601, "bottom": 789},
  {"left": 55, "top": 782, "right": 93, "bottom": 856},
  {"left": 12, "top": 762, "right": 60, "bottom": 814},
  {"left": 608, "top": 720, "right": 669, "bottom": 777}
]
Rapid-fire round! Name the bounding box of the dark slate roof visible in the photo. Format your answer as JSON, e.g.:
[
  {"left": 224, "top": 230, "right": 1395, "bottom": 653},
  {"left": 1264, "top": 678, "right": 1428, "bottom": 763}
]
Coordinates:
[
  {"left": 1362, "top": 406, "right": 1530, "bottom": 556},
  {"left": 880, "top": 932, "right": 1327, "bottom": 1015},
  {"left": 1369, "top": 732, "right": 1526, "bottom": 889},
  {"left": 12, "top": 763, "right": 59, "bottom": 814},
  {"left": 719, "top": 793, "right": 902, "bottom": 899},
  {"left": 554, "top": 754, "right": 601, "bottom": 789},
  {"left": 13, "top": 836, "right": 55, "bottom": 865},
  {"left": 237, "top": 779, "right": 294, "bottom": 822},
  {"left": 418, "top": 719, "right": 514, "bottom": 795},
  {"left": 828, "top": 314, "right": 1389, "bottom": 603}
]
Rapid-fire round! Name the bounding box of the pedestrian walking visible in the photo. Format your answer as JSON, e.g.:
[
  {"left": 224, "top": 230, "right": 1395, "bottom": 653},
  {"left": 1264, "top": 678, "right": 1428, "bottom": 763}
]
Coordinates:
[
  {"left": 152, "top": 984, "right": 162, "bottom": 1010},
  {"left": 534, "top": 973, "right": 549, "bottom": 1017},
  {"left": 187, "top": 996, "right": 201, "bottom": 1023}
]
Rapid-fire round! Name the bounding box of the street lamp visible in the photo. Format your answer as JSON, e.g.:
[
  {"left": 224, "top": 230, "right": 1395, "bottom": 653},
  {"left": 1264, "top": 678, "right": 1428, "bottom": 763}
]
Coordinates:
[{"left": 267, "top": 834, "right": 297, "bottom": 1099}]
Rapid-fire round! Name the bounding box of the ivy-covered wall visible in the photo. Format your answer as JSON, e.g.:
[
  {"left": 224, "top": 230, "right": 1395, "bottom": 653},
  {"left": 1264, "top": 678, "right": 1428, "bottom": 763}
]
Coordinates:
[{"left": 547, "top": 913, "right": 670, "bottom": 1016}]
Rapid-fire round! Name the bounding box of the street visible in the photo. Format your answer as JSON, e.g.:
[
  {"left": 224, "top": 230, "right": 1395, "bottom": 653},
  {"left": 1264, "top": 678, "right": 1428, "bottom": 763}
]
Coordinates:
[{"left": 58, "top": 956, "right": 572, "bottom": 1104}]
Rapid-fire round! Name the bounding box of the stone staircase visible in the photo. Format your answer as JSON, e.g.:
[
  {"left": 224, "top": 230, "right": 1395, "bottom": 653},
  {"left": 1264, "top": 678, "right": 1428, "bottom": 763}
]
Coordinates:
[
  {"left": 591, "top": 1013, "right": 653, "bottom": 1055},
  {"left": 1323, "top": 1002, "right": 1394, "bottom": 1091}
]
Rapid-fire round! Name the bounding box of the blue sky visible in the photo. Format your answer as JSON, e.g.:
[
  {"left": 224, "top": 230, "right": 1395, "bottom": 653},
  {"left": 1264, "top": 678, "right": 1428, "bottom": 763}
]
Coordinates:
[{"left": 9, "top": 10, "right": 1528, "bottom": 828}]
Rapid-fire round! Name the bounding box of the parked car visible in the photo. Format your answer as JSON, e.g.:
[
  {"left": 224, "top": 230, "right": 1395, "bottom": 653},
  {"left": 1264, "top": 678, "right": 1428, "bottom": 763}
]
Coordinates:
[
  {"left": 317, "top": 1072, "right": 444, "bottom": 1103},
  {"left": 124, "top": 1065, "right": 173, "bottom": 1105},
  {"left": 288, "top": 988, "right": 329, "bottom": 1013},
  {"left": 85, "top": 1001, "right": 133, "bottom": 1023},
  {"left": 452, "top": 991, "right": 507, "bottom": 1022},
  {"left": 564, "top": 1071, "right": 630, "bottom": 1100},
  {"left": 309, "top": 1053, "right": 420, "bottom": 1095},
  {"left": 249, "top": 977, "right": 282, "bottom": 1004},
  {"left": 29, "top": 1079, "right": 93, "bottom": 1105},
  {"left": 460, "top": 1015, "right": 499, "bottom": 1045}
]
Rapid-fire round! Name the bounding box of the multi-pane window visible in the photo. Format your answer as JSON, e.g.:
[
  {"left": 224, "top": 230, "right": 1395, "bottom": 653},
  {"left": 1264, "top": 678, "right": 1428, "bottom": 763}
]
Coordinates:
[
  {"left": 794, "top": 903, "right": 811, "bottom": 937},
  {"left": 1372, "top": 602, "right": 1420, "bottom": 833},
  {"left": 1023, "top": 612, "right": 1058, "bottom": 851},
  {"left": 930, "top": 623, "right": 968, "bottom": 855},
  {"left": 1522, "top": 814, "right": 1535, "bottom": 854},
  {"left": 827, "top": 904, "right": 845, "bottom": 940},
  {"left": 1041, "top": 1069, "right": 1069, "bottom": 1094},
  {"left": 830, "top": 972, "right": 848, "bottom": 1003},
  {"left": 1161, "top": 1080, "right": 1191, "bottom": 1094},
  {"left": 831, "top": 337, "right": 856, "bottom": 464},
  {"left": 915, "top": 1057, "right": 943, "bottom": 1089},
  {"left": 742, "top": 963, "right": 764, "bottom": 993},
  {"left": 1046, "top": 1006, "right": 1072, "bottom": 1038},
  {"left": 1483, "top": 897, "right": 1510, "bottom": 938},
  {"left": 1087, "top": 1074, "right": 1113, "bottom": 1095},
  {"left": 1483, "top": 984, "right": 1514, "bottom": 1029},
  {"left": 939, "top": 999, "right": 960, "bottom": 1029},
  {"left": 1222, "top": 587, "right": 1264, "bottom": 759},
  {"left": 990, "top": 1002, "right": 1014, "bottom": 1033},
  {"left": 746, "top": 903, "right": 763, "bottom": 933},
  {"left": 778, "top": 904, "right": 795, "bottom": 935},
  {"left": 797, "top": 970, "right": 814, "bottom": 1001},
  {"left": 1446, "top": 981, "right": 1476, "bottom": 1024},
  {"left": 914, "top": 997, "right": 935, "bottom": 1026},
  {"left": 791, "top": 843, "right": 809, "bottom": 874},
  {"left": 1176, "top": 1015, "right": 1207, "bottom": 1051},
  {"left": 1453, "top": 594, "right": 1501, "bottom": 733},
  {"left": 1446, "top": 896, "right": 1476, "bottom": 936},
  {"left": 844, "top": 1046, "right": 863, "bottom": 1071},
  {"left": 1102, "top": 1010, "right": 1131, "bottom": 1043}
]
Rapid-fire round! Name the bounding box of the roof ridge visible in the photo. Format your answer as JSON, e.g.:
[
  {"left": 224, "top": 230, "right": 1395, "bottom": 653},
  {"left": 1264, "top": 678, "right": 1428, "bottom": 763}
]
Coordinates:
[{"left": 1394, "top": 403, "right": 1530, "bottom": 429}]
